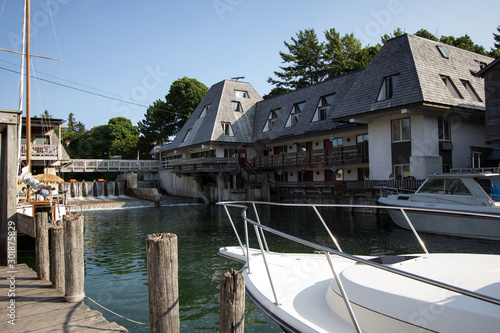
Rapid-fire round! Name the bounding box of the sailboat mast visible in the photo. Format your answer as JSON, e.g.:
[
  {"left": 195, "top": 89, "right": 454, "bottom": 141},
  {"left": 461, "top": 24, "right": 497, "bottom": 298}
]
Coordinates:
[{"left": 25, "top": 0, "right": 31, "bottom": 174}]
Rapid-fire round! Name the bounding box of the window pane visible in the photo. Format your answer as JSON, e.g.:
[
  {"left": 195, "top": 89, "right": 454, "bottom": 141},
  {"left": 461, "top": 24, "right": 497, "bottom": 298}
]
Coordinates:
[
  {"left": 445, "top": 179, "right": 471, "bottom": 196},
  {"left": 417, "top": 178, "right": 445, "bottom": 194},
  {"left": 401, "top": 118, "right": 411, "bottom": 141},
  {"left": 392, "top": 120, "right": 401, "bottom": 142}
]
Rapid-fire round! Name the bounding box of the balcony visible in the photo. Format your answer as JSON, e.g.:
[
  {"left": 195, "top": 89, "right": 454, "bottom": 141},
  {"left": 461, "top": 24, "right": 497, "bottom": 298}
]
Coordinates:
[
  {"left": 166, "top": 157, "right": 240, "bottom": 174},
  {"left": 254, "top": 143, "right": 369, "bottom": 169},
  {"left": 20, "top": 144, "right": 59, "bottom": 160}
]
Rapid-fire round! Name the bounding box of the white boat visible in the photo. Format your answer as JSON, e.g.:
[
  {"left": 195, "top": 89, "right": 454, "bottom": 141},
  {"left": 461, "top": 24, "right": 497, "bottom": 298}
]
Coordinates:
[
  {"left": 378, "top": 171, "right": 500, "bottom": 240},
  {"left": 217, "top": 201, "right": 500, "bottom": 333}
]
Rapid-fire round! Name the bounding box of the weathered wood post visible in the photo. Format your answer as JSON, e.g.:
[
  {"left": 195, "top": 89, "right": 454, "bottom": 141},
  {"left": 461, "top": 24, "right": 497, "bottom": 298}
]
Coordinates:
[
  {"left": 146, "top": 233, "right": 179, "bottom": 333},
  {"left": 50, "top": 222, "right": 65, "bottom": 290},
  {"left": 35, "top": 212, "right": 49, "bottom": 280},
  {"left": 64, "top": 214, "right": 85, "bottom": 302},
  {"left": 219, "top": 268, "right": 245, "bottom": 333}
]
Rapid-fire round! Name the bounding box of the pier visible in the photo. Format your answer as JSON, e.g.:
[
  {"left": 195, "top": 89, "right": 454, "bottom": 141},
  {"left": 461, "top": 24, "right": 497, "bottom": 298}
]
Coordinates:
[{"left": 0, "top": 264, "right": 127, "bottom": 332}]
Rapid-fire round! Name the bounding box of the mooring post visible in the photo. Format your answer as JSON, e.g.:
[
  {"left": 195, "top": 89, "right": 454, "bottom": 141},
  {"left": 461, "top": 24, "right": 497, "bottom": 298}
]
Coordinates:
[
  {"left": 35, "top": 212, "right": 49, "bottom": 280},
  {"left": 64, "top": 214, "right": 85, "bottom": 302},
  {"left": 219, "top": 268, "right": 245, "bottom": 333},
  {"left": 50, "top": 222, "right": 65, "bottom": 290},
  {"left": 146, "top": 233, "right": 179, "bottom": 333}
]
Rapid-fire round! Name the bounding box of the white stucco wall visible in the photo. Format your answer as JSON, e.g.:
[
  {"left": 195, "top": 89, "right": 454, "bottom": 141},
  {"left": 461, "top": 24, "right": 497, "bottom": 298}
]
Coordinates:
[{"left": 451, "top": 116, "right": 490, "bottom": 168}]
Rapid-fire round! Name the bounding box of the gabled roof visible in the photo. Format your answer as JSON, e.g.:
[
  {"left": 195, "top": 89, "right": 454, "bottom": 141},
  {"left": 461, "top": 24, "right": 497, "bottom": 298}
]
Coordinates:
[
  {"left": 164, "top": 80, "right": 262, "bottom": 151},
  {"left": 476, "top": 57, "right": 500, "bottom": 77},
  {"left": 332, "top": 34, "right": 494, "bottom": 121},
  {"left": 252, "top": 70, "right": 364, "bottom": 142}
]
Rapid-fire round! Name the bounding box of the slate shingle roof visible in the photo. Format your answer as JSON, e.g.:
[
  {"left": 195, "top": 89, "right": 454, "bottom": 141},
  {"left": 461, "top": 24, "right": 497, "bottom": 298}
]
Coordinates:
[
  {"left": 164, "top": 80, "right": 262, "bottom": 150},
  {"left": 252, "top": 70, "right": 364, "bottom": 142},
  {"left": 332, "top": 34, "right": 494, "bottom": 120}
]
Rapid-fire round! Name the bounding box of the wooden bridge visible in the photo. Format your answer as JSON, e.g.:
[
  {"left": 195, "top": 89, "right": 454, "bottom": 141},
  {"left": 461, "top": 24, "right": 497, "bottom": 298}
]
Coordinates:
[{"left": 59, "top": 159, "right": 159, "bottom": 173}]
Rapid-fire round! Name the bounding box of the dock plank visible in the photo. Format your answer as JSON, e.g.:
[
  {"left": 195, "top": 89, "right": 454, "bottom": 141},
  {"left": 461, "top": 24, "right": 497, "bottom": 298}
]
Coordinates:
[{"left": 0, "top": 264, "right": 127, "bottom": 332}]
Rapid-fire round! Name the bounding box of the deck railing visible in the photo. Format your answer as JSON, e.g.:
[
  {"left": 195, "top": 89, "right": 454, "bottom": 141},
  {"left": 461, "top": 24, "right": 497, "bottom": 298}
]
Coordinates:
[
  {"left": 20, "top": 144, "right": 58, "bottom": 157},
  {"left": 218, "top": 201, "right": 500, "bottom": 332},
  {"left": 60, "top": 159, "right": 159, "bottom": 172}
]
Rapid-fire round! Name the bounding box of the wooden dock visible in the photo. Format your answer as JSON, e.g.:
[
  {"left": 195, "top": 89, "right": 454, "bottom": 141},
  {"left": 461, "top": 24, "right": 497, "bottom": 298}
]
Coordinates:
[{"left": 0, "top": 264, "right": 127, "bottom": 332}]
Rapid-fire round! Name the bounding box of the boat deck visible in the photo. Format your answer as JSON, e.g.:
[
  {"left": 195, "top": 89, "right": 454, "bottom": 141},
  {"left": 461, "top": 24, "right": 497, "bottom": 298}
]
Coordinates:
[{"left": 0, "top": 264, "right": 127, "bottom": 332}]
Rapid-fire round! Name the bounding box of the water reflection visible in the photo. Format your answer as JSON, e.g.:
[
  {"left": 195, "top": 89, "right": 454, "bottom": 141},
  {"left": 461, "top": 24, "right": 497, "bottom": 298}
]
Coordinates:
[{"left": 81, "top": 204, "right": 500, "bottom": 332}]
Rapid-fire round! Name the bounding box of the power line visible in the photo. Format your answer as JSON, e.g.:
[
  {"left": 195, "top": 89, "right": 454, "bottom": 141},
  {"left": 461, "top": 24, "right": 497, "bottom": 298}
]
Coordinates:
[{"left": 0, "top": 65, "right": 148, "bottom": 108}]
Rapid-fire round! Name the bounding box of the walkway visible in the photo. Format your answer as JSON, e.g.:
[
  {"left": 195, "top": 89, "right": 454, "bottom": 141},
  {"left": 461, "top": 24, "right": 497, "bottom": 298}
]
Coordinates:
[
  {"left": 60, "top": 159, "right": 158, "bottom": 173},
  {"left": 0, "top": 264, "right": 127, "bottom": 332}
]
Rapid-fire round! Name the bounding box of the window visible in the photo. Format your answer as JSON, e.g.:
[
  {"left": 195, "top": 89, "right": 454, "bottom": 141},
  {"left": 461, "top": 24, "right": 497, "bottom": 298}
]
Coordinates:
[
  {"left": 438, "top": 117, "right": 451, "bottom": 141},
  {"left": 275, "top": 145, "right": 287, "bottom": 154},
  {"left": 475, "top": 60, "right": 487, "bottom": 70},
  {"left": 235, "top": 90, "right": 249, "bottom": 98},
  {"left": 331, "top": 137, "right": 343, "bottom": 147},
  {"left": 312, "top": 94, "right": 335, "bottom": 122},
  {"left": 441, "top": 75, "right": 463, "bottom": 99},
  {"left": 221, "top": 122, "right": 234, "bottom": 136},
  {"left": 417, "top": 178, "right": 471, "bottom": 196},
  {"left": 377, "top": 75, "right": 399, "bottom": 101},
  {"left": 394, "top": 164, "right": 410, "bottom": 180},
  {"left": 358, "top": 167, "right": 369, "bottom": 180},
  {"left": 232, "top": 101, "right": 243, "bottom": 112},
  {"left": 286, "top": 102, "right": 305, "bottom": 127},
  {"left": 460, "top": 80, "right": 482, "bottom": 102},
  {"left": 335, "top": 169, "right": 344, "bottom": 181},
  {"left": 356, "top": 134, "right": 368, "bottom": 143},
  {"left": 182, "top": 129, "right": 192, "bottom": 143},
  {"left": 263, "top": 108, "right": 280, "bottom": 132},
  {"left": 199, "top": 105, "right": 209, "bottom": 118},
  {"left": 391, "top": 118, "right": 411, "bottom": 142},
  {"left": 436, "top": 45, "right": 449, "bottom": 59},
  {"left": 224, "top": 149, "right": 239, "bottom": 158}
]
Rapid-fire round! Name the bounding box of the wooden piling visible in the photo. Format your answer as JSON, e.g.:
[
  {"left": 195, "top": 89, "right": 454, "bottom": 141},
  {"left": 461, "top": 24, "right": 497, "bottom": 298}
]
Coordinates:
[
  {"left": 64, "top": 214, "right": 85, "bottom": 302},
  {"left": 219, "top": 268, "right": 245, "bottom": 333},
  {"left": 50, "top": 222, "right": 65, "bottom": 290},
  {"left": 35, "top": 212, "right": 49, "bottom": 280},
  {"left": 146, "top": 233, "right": 179, "bottom": 333}
]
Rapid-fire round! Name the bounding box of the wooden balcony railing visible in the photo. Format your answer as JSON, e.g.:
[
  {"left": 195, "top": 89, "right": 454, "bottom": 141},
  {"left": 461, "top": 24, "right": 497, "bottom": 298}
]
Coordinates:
[
  {"left": 167, "top": 157, "right": 240, "bottom": 173},
  {"left": 254, "top": 143, "right": 369, "bottom": 169},
  {"left": 20, "top": 144, "right": 58, "bottom": 157}
]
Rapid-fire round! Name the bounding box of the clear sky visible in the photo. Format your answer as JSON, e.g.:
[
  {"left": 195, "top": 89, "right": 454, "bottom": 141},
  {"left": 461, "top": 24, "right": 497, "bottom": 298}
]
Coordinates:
[{"left": 0, "top": 0, "right": 499, "bottom": 129}]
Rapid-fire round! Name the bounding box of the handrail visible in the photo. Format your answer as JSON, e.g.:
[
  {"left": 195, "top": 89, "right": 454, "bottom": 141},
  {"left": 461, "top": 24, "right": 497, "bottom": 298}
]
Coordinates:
[{"left": 217, "top": 201, "right": 500, "bottom": 319}]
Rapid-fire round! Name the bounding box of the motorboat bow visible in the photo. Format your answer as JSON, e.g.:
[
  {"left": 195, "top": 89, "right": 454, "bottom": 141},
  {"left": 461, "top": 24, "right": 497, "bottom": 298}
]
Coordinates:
[{"left": 218, "top": 201, "right": 500, "bottom": 333}]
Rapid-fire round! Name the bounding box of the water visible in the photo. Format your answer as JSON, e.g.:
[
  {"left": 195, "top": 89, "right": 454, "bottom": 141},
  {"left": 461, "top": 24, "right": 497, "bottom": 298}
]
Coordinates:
[{"left": 19, "top": 204, "right": 500, "bottom": 332}]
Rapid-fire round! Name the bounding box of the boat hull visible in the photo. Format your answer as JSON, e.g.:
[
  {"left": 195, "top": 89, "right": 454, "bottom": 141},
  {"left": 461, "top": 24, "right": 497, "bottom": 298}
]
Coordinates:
[{"left": 379, "top": 198, "right": 500, "bottom": 240}]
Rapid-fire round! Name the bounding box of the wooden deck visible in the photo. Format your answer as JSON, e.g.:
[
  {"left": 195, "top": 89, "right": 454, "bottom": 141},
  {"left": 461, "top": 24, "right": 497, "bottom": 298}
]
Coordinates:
[{"left": 0, "top": 264, "right": 127, "bottom": 332}]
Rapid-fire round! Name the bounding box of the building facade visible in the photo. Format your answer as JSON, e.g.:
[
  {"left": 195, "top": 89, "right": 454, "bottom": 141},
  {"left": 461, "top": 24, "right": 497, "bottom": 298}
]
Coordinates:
[{"left": 156, "top": 34, "right": 497, "bottom": 202}]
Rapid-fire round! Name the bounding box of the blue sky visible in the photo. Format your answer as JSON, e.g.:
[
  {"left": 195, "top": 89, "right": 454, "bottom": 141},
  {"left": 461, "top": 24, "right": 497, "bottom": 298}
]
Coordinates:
[{"left": 1, "top": 0, "right": 499, "bottom": 129}]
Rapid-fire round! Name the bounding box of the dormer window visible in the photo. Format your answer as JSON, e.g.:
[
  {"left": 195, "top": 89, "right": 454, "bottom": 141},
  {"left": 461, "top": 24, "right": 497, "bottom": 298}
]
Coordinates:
[
  {"left": 286, "top": 102, "right": 305, "bottom": 127},
  {"left": 436, "top": 45, "right": 449, "bottom": 59},
  {"left": 312, "top": 94, "right": 335, "bottom": 122},
  {"left": 460, "top": 80, "right": 482, "bottom": 102},
  {"left": 475, "top": 60, "right": 487, "bottom": 70},
  {"left": 182, "top": 129, "right": 192, "bottom": 143},
  {"left": 221, "top": 122, "right": 234, "bottom": 136},
  {"left": 263, "top": 108, "right": 280, "bottom": 132},
  {"left": 232, "top": 101, "right": 243, "bottom": 112},
  {"left": 235, "top": 90, "right": 249, "bottom": 98},
  {"left": 441, "top": 75, "right": 463, "bottom": 99},
  {"left": 199, "top": 105, "right": 209, "bottom": 118},
  {"left": 377, "top": 74, "right": 399, "bottom": 101}
]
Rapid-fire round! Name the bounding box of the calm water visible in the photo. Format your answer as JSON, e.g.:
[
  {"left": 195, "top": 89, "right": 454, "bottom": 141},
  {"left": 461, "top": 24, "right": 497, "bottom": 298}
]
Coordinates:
[{"left": 19, "top": 203, "right": 500, "bottom": 332}]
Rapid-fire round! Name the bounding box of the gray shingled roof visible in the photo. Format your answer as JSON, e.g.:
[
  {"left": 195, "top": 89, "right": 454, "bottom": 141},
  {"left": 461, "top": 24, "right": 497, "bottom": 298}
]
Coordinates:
[
  {"left": 332, "top": 34, "right": 494, "bottom": 120},
  {"left": 252, "top": 70, "right": 364, "bottom": 142},
  {"left": 164, "top": 80, "right": 262, "bottom": 151}
]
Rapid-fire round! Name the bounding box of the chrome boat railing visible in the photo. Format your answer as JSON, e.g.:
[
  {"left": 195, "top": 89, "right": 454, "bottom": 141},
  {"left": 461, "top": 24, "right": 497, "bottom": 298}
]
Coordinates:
[{"left": 217, "top": 201, "right": 500, "bottom": 333}]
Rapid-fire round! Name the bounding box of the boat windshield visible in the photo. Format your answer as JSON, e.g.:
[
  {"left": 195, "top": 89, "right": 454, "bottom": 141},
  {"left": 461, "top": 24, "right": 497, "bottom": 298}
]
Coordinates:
[
  {"left": 477, "top": 177, "right": 500, "bottom": 201},
  {"left": 417, "top": 177, "right": 471, "bottom": 196}
]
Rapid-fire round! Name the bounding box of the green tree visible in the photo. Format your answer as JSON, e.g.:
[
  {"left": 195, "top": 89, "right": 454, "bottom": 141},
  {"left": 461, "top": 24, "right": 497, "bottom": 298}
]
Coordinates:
[
  {"left": 268, "top": 29, "right": 328, "bottom": 89},
  {"left": 493, "top": 24, "right": 500, "bottom": 51},
  {"left": 40, "top": 110, "right": 52, "bottom": 118},
  {"left": 107, "top": 117, "right": 139, "bottom": 159},
  {"left": 262, "top": 87, "right": 292, "bottom": 99},
  {"left": 324, "top": 28, "right": 371, "bottom": 77},
  {"left": 415, "top": 29, "right": 439, "bottom": 41},
  {"left": 381, "top": 28, "right": 406, "bottom": 44}
]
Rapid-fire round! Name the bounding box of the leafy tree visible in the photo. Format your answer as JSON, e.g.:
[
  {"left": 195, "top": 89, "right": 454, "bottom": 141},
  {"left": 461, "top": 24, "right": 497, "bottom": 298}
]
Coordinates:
[
  {"left": 415, "top": 29, "right": 439, "bottom": 41},
  {"left": 268, "top": 29, "right": 328, "bottom": 89},
  {"left": 138, "top": 77, "right": 207, "bottom": 158},
  {"left": 166, "top": 77, "right": 208, "bottom": 134},
  {"left": 107, "top": 117, "right": 139, "bottom": 159},
  {"left": 381, "top": 28, "right": 406, "bottom": 44},
  {"left": 40, "top": 110, "right": 52, "bottom": 118},
  {"left": 262, "top": 87, "right": 292, "bottom": 99}
]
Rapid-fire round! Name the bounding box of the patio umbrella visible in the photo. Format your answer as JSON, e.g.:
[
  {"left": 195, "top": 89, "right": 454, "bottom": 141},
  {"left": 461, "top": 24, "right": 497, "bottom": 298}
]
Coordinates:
[{"left": 34, "top": 173, "right": 65, "bottom": 184}]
